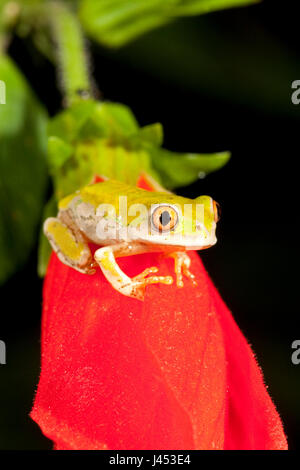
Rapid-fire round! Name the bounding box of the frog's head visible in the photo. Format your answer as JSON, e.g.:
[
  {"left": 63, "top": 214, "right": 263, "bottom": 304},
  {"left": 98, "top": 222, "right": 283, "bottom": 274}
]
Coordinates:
[{"left": 126, "top": 193, "right": 220, "bottom": 250}]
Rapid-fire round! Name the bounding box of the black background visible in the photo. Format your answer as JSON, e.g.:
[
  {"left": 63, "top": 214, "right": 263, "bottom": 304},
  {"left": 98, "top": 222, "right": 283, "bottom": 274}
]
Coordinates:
[{"left": 1, "top": 0, "right": 300, "bottom": 449}]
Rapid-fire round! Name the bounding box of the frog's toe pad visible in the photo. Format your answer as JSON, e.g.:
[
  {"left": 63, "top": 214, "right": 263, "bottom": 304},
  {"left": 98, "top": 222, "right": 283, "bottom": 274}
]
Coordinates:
[
  {"left": 133, "top": 267, "right": 173, "bottom": 286},
  {"left": 131, "top": 268, "right": 173, "bottom": 299},
  {"left": 182, "top": 268, "right": 197, "bottom": 286},
  {"left": 143, "top": 275, "right": 173, "bottom": 287},
  {"left": 132, "top": 266, "right": 159, "bottom": 281}
]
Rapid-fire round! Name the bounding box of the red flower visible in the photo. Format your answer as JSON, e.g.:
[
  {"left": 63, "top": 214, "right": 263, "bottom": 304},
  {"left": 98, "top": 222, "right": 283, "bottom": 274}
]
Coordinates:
[
  {"left": 30, "top": 176, "right": 287, "bottom": 450},
  {"left": 30, "top": 250, "right": 287, "bottom": 450}
]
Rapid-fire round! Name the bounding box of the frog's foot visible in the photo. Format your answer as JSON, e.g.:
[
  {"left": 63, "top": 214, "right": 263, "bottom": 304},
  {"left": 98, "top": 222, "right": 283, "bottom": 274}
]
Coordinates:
[
  {"left": 166, "top": 251, "right": 197, "bottom": 288},
  {"left": 86, "top": 260, "right": 98, "bottom": 275},
  {"left": 130, "top": 267, "right": 173, "bottom": 300},
  {"left": 94, "top": 246, "right": 173, "bottom": 300},
  {"left": 44, "top": 217, "right": 95, "bottom": 275}
]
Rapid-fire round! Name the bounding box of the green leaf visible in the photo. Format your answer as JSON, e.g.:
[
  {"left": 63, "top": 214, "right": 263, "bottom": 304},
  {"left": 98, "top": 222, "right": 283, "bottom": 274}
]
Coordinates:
[
  {"left": 47, "top": 95, "right": 230, "bottom": 197},
  {"left": 37, "top": 196, "right": 57, "bottom": 278},
  {"left": 169, "top": 0, "right": 259, "bottom": 16},
  {"left": 48, "top": 99, "right": 98, "bottom": 143},
  {"left": 48, "top": 100, "right": 138, "bottom": 144},
  {"left": 0, "top": 55, "right": 48, "bottom": 284},
  {"left": 132, "top": 123, "right": 163, "bottom": 147},
  {"left": 151, "top": 148, "right": 231, "bottom": 188},
  {"left": 95, "top": 101, "right": 139, "bottom": 135},
  {"left": 48, "top": 136, "right": 73, "bottom": 171},
  {"left": 51, "top": 138, "right": 158, "bottom": 200},
  {"left": 79, "top": 0, "right": 258, "bottom": 47},
  {"left": 47, "top": 99, "right": 147, "bottom": 198}
]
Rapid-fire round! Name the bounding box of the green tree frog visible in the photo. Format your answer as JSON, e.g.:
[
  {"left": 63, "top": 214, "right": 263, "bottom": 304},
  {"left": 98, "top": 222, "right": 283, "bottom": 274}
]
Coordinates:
[{"left": 44, "top": 176, "right": 219, "bottom": 300}]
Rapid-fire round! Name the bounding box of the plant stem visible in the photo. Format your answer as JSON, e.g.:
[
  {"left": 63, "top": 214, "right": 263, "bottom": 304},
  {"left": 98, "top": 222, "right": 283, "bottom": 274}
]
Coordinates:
[
  {"left": 0, "top": 33, "right": 6, "bottom": 55},
  {"left": 50, "top": 1, "right": 92, "bottom": 106},
  {"left": 0, "top": 1, "right": 20, "bottom": 54}
]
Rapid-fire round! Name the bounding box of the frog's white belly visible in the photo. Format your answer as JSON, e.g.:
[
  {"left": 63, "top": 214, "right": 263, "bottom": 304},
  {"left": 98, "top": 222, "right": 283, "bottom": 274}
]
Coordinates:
[
  {"left": 79, "top": 215, "right": 127, "bottom": 245},
  {"left": 70, "top": 201, "right": 122, "bottom": 244}
]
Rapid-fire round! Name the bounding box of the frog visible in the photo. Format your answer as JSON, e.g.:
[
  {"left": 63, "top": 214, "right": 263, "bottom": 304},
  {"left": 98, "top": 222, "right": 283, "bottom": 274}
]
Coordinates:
[{"left": 44, "top": 175, "right": 219, "bottom": 300}]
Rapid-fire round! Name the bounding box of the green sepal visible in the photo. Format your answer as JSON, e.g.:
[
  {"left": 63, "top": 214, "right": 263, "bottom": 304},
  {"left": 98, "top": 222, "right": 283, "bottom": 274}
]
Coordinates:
[
  {"left": 48, "top": 100, "right": 139, "bottom": 143},
  {"left": 47, "top": 99, "right": 98, "bottom": 143},
  {"left": 37, "top": 196, "right": 57, "bottom": 278},
  {"left": 150, "top": 148, "right": 231, "bottom": 188},
  {"left": 131, "top": 123, "right": 163, "bottom": 147},
  {"left": 48, "top": 136, "right": 73, "bottom": 171},
  {"left": 47, "top": 98, "right": 230, "bottom": 200}
]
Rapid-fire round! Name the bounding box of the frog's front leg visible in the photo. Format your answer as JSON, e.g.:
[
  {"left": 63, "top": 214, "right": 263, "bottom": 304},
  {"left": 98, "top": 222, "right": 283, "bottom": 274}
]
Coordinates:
[
  {"left": 94, "top": 243, "right": 173, "bottom": 300},
  {"left": 44, "top": 216, "right": 95, "bottom": 274},
  {"left": 166, "top": 251, "right": 197, "bottom": 288}
]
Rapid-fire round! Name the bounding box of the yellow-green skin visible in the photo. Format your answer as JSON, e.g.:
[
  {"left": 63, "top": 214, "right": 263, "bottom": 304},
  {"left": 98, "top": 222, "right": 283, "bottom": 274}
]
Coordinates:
[{"left": 44, "top": 178, "right": 219, "bottom": 300}]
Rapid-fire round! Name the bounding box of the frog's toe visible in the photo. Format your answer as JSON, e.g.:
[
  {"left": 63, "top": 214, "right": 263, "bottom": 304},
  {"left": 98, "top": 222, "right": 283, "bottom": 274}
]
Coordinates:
[
  {"left": 167, "top": 251, "right": 197, "bottom": 287},
  {"left": 131, "top": 268, "right": 173, "bottom": 298},
  {"left": 85, "top": 261, "right": 97, "bottom": 275},
  {"left": 132, "top": 266, "right": 159, "bottom": 281},
  {"left": 126, "top": 276, "right": 173, "bottom": 301},
  {"left": 175, "top": 273, "right": 184, "bottom": 288},
  {"left": 143, "top": 274, "right": 173, "bottom": 287},
  {"left": 175, "top": 269, "right": 197, "bottom": 287},
  {"left": 182, "top": 268, "right": 197, "bottom": 286}
]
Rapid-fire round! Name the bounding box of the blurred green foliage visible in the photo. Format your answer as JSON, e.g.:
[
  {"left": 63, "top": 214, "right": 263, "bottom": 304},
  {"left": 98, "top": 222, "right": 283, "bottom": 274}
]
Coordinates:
[
  {"left": 79, "top": 0, "right": 258, "bottom": 47},
  {"left": 110, "top": 17, "right": 298, "bottom": 116},
  {"left": 0, "top": 55, "right": 47, "bottom": 285}
]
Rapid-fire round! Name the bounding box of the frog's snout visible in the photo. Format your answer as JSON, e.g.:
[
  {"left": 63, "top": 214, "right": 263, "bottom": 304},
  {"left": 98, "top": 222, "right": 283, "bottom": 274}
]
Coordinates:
[{"left": 213, "top": 200, "right": 221, "bottom": 223}]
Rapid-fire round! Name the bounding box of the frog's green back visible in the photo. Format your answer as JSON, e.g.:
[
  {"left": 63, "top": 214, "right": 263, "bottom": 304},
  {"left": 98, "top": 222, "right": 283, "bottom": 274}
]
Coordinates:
[
  {"left": 59, "top": 180, "right": 192, "bottom": 211},
  {"left": 58, "top": 180, "right": 215, "bottom": 233}
]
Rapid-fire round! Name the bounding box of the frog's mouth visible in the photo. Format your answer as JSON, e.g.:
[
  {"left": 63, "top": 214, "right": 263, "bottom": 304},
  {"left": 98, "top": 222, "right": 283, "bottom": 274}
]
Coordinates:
[
  {"left": 146, "top": 221, "right": 217, "bottom": 249},
  {"left": 140, "top": 233, "right": 217, "bottom": 250},
  {"left": 185, "top": 240, "right": 217, "bottom": 250},
  {"left": 126, "top": 218, "right": 217, "bottom": 248}
]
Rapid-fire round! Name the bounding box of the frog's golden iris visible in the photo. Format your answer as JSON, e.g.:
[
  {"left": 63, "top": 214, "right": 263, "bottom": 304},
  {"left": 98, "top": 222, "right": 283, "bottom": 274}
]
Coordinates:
[{"left": 151, "top": 205, "right": 179, "bottom": 232}]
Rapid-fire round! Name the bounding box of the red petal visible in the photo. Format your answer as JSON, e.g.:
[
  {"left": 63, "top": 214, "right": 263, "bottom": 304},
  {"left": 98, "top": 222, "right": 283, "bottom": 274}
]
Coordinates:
[
  {"left": 136, "top": 173, "right": 156, "bottom": 191},
  {"left": 30, "top": 250, "right": 287, "bottom": 450}
]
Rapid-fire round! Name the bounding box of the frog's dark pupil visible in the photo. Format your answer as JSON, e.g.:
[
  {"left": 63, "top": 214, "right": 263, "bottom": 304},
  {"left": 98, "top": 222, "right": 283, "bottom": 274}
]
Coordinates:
[{"left": 159, "top": 211, "right": 171, "bottom": 226}]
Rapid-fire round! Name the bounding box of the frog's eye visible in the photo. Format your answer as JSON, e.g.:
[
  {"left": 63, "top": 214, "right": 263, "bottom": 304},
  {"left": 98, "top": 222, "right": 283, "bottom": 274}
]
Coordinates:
[
  {"left": 213, "top": 200, "right": 221, "bottom": 222},
  {"left": 152, "top": 205, "right": 179, "bottom": 232}
]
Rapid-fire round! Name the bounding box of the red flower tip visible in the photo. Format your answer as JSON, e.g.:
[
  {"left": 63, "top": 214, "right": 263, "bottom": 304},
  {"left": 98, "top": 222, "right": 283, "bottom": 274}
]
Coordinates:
[
  {"left": 30, "top": 248, "right": 287, "bottom": 450},
  {"left": 31, "top": 174, "right": 287, "bottom": 450}
]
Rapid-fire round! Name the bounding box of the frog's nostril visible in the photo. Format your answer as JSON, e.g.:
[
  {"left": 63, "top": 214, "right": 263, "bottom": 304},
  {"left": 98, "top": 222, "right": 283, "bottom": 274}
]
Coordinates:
[{"left": 213, "top": 201, "right": 221, "bottom": 222}]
